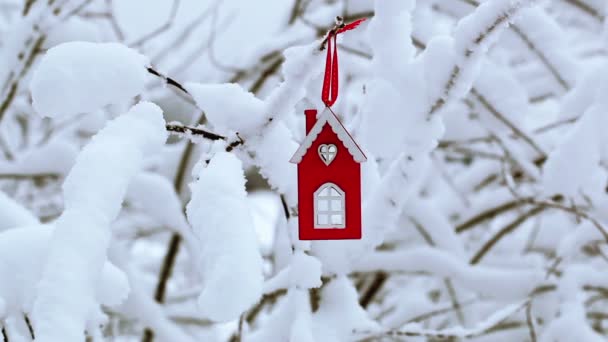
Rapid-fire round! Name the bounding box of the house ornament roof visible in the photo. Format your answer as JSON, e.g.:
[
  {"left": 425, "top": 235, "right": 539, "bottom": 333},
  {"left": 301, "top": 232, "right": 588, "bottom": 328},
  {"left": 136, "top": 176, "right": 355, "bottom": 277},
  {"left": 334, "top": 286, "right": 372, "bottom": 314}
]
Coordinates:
[{"left": 289, "top": 108, "right": 367, "bottom": 164}]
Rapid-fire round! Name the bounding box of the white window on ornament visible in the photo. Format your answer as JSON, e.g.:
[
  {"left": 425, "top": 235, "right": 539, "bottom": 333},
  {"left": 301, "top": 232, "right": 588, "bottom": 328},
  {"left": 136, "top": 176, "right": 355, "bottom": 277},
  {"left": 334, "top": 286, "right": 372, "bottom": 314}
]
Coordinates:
[{"left": 314, "top": 183, "right": 345, "bottom": 229}]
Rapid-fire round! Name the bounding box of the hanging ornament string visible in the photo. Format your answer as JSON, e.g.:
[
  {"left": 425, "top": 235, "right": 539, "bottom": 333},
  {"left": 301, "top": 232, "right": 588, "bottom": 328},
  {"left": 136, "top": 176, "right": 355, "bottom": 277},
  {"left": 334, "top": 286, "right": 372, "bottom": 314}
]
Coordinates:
[{"left": 321, "top": 17, "right": 367, "bottom": 107}]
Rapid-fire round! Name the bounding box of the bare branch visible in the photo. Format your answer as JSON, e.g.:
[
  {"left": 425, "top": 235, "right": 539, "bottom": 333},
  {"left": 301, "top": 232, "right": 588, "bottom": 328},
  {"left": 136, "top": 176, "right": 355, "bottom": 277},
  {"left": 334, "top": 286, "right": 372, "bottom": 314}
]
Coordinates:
[{"left": 129, "top": 0, "right": 180, "bottom": 47}]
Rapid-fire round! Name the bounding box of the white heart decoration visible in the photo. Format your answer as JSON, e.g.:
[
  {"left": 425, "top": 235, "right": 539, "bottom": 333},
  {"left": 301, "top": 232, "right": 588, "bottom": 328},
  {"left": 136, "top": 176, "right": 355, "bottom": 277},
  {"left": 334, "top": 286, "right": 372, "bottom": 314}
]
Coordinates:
[{"left": 318, "top": 144, "right": 337, "bottom": 165}]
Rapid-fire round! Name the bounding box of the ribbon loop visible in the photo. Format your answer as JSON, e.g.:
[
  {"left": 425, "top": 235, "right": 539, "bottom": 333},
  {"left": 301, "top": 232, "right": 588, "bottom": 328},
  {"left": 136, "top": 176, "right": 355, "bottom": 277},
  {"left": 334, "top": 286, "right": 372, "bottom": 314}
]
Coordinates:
[{"left": 321, "top": 18, "right": 366, "bottom": 108}]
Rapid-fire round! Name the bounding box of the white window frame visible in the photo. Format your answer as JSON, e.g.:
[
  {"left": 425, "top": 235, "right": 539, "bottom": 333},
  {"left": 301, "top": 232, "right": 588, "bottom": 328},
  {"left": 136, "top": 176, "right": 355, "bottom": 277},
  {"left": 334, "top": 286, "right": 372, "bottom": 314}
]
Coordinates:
[{"left": 314, "top": 182, "right": 346, "bottom": 229}]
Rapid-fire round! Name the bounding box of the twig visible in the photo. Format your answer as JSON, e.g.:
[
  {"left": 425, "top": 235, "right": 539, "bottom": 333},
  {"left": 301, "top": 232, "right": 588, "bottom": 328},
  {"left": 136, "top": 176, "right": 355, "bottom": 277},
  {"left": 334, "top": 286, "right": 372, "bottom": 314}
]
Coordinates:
[
  {"left": 165, "top": 122, "right": 226, "bottom": 141},
  {"left": 458, "top": 0, "right": 571, "bottom": 90},
  {"left": 355, "top": 301, "right": 527, "bottom": 340},
  {"left": 1, "top": 326, "right": 7, "bottom": 342},
  {"left": 359, "top": 272, "right": 387, "bottom": 308},
  {"left": 525, "top": 302, "right": 537, "bottom": 342},
  {"left": 470, "top": 206, "right": 545, "bottom": 264},
  {"left": 288, "top": 0, "right": 303, "bottom": 24},
  {"left": 22, "top": 0, "right": 37, "bottom": 16},
  {"left": 23, "top": 315, "right": 34, "bottom": 339},
  {"left": 562, "top": 0, "right": 604, "bottom": 21},
  {"left": 104, "top": 0, "right": 124, "bottom": 41},
  {"left": 248, "top": 56, "right": 284, "bottom": 94},
  {"left": 141, "top": 234, "right": 182, "bottom": 342},
  {"left": 471, "top": 88, "right": 545, "bottom": 158},
  {"left": 0, "top": 172, "right": 60, "bottom": 180},
  {"left": 531, "top": 199, "right": 608, "bottom": 243},
  {"left": 129, "top": 0, "right": 180, "bottom": 47},
  {"left": 406, "top": 298, "right": 478, "bottom": 323},
  {"left": 455, "top": 197, "right": 533, "bottom": 233},
  {"left": 510, "top": 25, "right": 570, "bottom": 90},
  {"left": 280, "top": 194, "right": 290, "bottom": 220},
  {"left": 0, "top": 35, "right": 45, "bottom": 125},
  {"left": 246, "top": 289, "right": 287, "bottom": 324},
  {"left": 142, "top": 114, "right": 207, "bottom": 342},
  {"left": 428, "top": 4, "right": 523, "bottom": 118},
  {"left": 146, "top": 67, "right": 190, "bottom": 95}
]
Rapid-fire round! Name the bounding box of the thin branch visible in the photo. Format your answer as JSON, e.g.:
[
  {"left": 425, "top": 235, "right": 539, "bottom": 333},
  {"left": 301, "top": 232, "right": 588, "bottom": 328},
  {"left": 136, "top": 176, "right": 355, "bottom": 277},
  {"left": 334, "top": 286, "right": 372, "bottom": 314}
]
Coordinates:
[
  {"left": 355, "top": 301, "right": 527, "bottom": 340},
  {"left": 248, "top": 56, "right": 284, "bottom": 94},
  {"left": 104, "top": 0, "right": 124, "bottom": 41},
  {"left": 458, "top": 0, "right": 571, "bottom": 90},
  {"left": 0, "top": 172, "right": 60, "bottom": 180},
  {"left": 165, "top": 122, "right": 226, "bottom": 141},
  {"left": 22, "top": 0, "right": 37, "bottom": 16},
  {"left": 428, "top": 4, "right": 523, "bottom": 118},
  {"left": 141, "top": 234, "right": 181, "bottom": 342},
  {"left": 23, "top": 315, "right": 34, "bottom": 340},
  {"left": 142, "top": 112, "right": 207, "bottom": 342},
  {"left": 246, "top": 289, "right": 287, "bottom": 324},
  {"left": 146, "top": 67, "right": 190, "bottom": 95},
  {"left": 470, "top": 206, "right": 545, "bottom": 264},
  {"left": 525, "top": 302, "right": 537, "bottom": 342},
  {"left": 359, "top": 272, "right": 387, "bottom": 308},
  {"left": 455, "top": 198, "right": 533, "bottom": 233},
  {"left": 406, "top": 298, "right": 478, "bottom": 323},
  {"left": 562, "top": 0, "right": 604, "bottom": 21},
  {"left": 288, "top": 0, "right": 303, "bottom": 24},
  {"left": 129, "top": 0, "right": 180, "bottom": 47},
  {"left": 471, "top": 88, "right": 546, "bottom": 158},
  {"left": 531, "top": 199, "right": 608, "bottom": 243},
  {"left": 510, "top": 24, "right": 570, "bottom": 90}
]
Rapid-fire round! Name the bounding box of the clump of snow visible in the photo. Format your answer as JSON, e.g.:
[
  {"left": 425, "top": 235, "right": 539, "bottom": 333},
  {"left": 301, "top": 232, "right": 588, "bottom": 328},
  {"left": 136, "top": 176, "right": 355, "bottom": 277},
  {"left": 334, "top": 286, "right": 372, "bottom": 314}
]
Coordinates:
[
  {"left": 249, "top": 122, "right": 299, "bottom": 204},
  {"left": 263, "top": 43, "right": 323, "bottom": 119},
  {"left": 264, "top": 251, "right": 322, "bottom": 293},
  {"left": 30, "top": 42, "right": 149, "bottom": 118},
  {"left": 312, "top": 276, "right": 379, "bottom": 341},
  {"left": 0, "top": 138, "right": 78, "bottom": 176},
  {"left": 32, "top": 102, "right": 167, "bottom": 342},
  {"left": 186, "top": 82, "right": 266, "bottom": 135},
  {"left": 542, "top": 75, "right": 607, "bottom": 198},
  {"left": 0, "top": 190, "right": 38, "bottom": 231},
  {"left": 126, "top": 172, "right": 199, "bottom": 268},
  {"left": 355, "top": 246, "right": 543, "bottom": 300},
  {"left": 0, "top": 225, "right": 128, "bottom": 320},
  {"left": 186, "top": 152, "right": 263, "bottom": 322}
]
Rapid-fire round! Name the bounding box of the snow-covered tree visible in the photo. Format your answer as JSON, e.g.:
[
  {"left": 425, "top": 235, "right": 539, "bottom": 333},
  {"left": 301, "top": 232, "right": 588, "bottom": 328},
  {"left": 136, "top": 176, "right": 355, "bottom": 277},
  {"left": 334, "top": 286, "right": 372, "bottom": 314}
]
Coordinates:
[{"left": 0, "top": 0, "right": 607, "bottom": 341}]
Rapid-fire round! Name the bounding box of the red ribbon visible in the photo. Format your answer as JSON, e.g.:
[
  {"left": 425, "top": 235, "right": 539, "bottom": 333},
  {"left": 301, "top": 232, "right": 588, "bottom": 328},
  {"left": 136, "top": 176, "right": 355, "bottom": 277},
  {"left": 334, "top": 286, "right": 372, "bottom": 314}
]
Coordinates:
[{"left": 321, "top": 18, "right": 367, "bottom": 107}]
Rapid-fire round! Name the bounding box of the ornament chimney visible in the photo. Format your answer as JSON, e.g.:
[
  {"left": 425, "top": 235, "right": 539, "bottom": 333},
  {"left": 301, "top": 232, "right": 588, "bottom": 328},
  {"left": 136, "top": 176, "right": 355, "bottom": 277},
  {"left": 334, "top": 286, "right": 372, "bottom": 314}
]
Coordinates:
[{"left": 305, "top": 109, "right": 317, "bottom": 134}]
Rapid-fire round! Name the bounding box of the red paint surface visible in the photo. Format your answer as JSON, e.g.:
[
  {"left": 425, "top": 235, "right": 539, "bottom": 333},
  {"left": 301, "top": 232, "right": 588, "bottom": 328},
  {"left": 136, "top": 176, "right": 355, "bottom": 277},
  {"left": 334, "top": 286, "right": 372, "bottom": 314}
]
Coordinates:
[{"left": 296, "top": 110, "right": 362, "bottom": 240}]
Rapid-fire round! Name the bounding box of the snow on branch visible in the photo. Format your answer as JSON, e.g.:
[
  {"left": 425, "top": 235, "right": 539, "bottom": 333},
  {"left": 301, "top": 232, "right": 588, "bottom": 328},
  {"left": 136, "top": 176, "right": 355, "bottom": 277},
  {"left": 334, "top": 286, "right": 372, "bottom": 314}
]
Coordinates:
[
  {"left": 0, "top": 190, "right": 38, "bottom": 231},
  {"left": 427, "top": 0, "right": 536, "bottom": 118},
  {"left": 30, "top": 42, "right": 149, "bottom": 118},
  {"left": 31, "top": 102, "right": 167, "bottom": 342},
  {"left": 354, "top": 246, "right": 543, "bottom": 300},
  {"left": 186, "top": 152, "right": 263, "bottom": 322},
  {"left": 355, "top": 300, "right": 527, "bottom": 340},
  {"left": 0, "top": 226, "right": 129, "bottom": 336}
]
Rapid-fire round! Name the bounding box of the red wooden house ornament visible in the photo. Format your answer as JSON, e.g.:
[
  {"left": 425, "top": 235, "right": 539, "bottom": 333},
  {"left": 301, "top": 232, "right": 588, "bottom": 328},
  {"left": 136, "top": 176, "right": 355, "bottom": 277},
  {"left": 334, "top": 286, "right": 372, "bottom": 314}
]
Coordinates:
[
  {"left": 290, "top": 17, "right": 367, "bottom": 240},
  {"left": 290, "top": 108, "right": 366, "bottom": 240}
]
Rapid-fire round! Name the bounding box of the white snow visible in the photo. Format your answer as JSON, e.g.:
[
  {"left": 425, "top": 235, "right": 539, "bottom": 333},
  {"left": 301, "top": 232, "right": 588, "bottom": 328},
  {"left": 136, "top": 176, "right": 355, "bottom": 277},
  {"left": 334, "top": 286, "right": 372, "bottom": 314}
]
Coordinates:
[
  {"left": 0, "top": 191, "right": 38, "bottom": 231},
  {"left": 32, "top": 102, "right": 167, "bottom": 342},
  {"left": 186, "top": 152, "right": 263, "bottom": 322},
  {"left": 354, "top": 246, "right": 542, "bottom": 300},
  {"left": 30, "top": 42, "right": 149, "bottom": 118},
  {"left": 263, "top": 251, "right": 322, "bottom": 293},
  {"left": 0, "top": 138, "right": 78, "bottom": 176},
  {"left": 543, "top": 73, "right": 607, "bottom": 198},
  {"left": 0, "top": 225, "right": 128, "bottom": 320},
  {"left": 186, "top": 82, "right": 266, "bottom": 135}
]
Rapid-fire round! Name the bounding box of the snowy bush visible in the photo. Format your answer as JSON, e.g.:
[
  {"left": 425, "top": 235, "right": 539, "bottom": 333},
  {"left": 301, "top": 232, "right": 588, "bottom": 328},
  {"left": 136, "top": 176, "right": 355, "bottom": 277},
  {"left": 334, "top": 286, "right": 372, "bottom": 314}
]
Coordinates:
[{"left": 0, "top": 0, "right": 607, "bottom": 341}]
